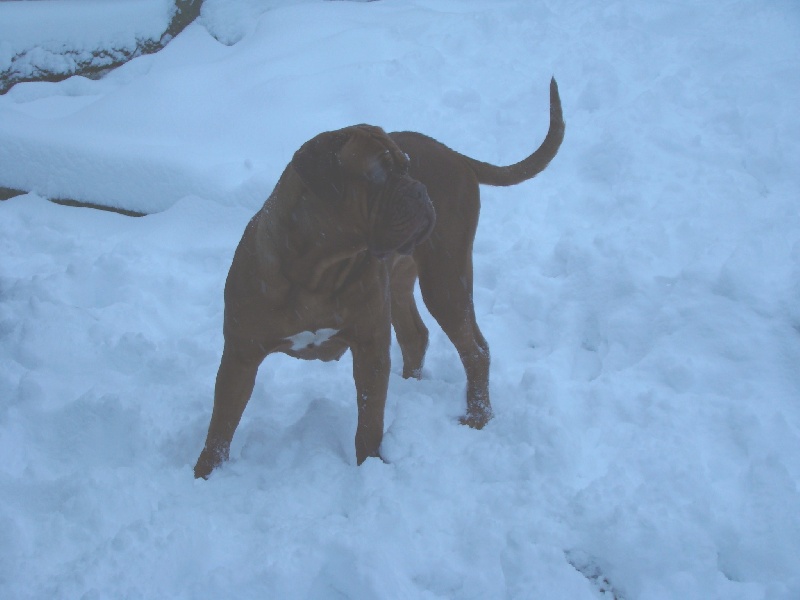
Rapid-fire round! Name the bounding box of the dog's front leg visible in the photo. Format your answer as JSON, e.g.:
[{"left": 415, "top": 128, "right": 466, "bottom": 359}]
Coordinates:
[
  {"left": 350, "top": 331, "right": 391, "bottom": 465},
  {"left": 194, "top": 344, "right": 266, "bottom": 479}
]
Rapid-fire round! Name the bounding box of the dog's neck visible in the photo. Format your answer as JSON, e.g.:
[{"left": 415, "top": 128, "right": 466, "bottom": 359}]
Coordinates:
[{"left": 256, "top": 168, "right": 373, "bottom": 295}]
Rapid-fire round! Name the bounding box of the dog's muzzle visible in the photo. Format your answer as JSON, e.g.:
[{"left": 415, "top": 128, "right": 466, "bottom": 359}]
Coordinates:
[{"left": 369, "top": 175, "right": 436, "bottom": 258}]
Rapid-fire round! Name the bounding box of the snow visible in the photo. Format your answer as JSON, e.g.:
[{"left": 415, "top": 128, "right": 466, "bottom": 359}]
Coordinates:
[
  {"left": 1, "top": 0, "right": 799, "bottom": 598},
  {"left": 0, "top": 0, "right": 173, "bottom": 81}
]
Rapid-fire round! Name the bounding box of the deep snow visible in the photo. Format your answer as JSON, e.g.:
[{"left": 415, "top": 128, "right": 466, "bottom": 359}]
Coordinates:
[{"left": 1, "top": 1, "right": 799, "bottom": 598}]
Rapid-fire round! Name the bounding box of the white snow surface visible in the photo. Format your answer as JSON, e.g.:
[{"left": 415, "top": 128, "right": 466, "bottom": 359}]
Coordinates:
[{"left": 1, "top": 0, "right": 800, "bottom": 598}]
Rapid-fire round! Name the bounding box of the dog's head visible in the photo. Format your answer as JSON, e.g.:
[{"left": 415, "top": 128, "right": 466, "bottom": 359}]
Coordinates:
[{"left": 291, "top": 125, "right": 436, "bottom": 258}]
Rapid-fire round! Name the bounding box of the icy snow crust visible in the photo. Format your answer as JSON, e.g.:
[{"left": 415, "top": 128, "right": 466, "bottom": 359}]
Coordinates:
[{"left": 1, "top": 1, "right": 800, "bottom": 598}]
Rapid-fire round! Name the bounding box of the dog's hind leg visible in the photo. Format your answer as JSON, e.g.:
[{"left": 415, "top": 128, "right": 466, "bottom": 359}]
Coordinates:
[
  {"left": 415, "top": 247, "right": 492, "bottom": 429},
  {"left": 389, "top": 255, "right": 429, "bottom": 379}
]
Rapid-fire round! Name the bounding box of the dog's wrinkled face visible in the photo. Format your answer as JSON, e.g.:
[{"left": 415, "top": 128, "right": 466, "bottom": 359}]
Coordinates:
[{"left": 292, "top": 125, "right": 436, "bottom": 258}]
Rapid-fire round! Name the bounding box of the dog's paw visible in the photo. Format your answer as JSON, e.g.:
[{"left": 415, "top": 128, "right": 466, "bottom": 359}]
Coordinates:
[
  {"left": 193, "top": 459, "right": 213, "bottom": 480},
  {"left": 459, "top": 408, "right": 493, "bottom": 430},
  {"left": 401, "top": 366, "right": 423, "bottom": 380},
  {"left": 193, "top": 448, "right": 224, "bottom": 480}
]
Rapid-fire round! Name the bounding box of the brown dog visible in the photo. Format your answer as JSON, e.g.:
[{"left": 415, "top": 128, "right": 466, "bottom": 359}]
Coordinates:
[{"left": 194, "top": 78, "right": 564, "bottom": 478}]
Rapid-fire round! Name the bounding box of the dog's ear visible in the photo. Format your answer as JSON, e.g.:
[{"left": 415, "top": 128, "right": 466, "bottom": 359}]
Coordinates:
[{"left": 291, "top": 130, "right": 350, "bottom": 201}]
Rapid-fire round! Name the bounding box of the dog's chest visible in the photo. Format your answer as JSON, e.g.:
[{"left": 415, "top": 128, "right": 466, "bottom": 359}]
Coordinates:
[{"left": 256, "top": 254, "right": 388, "bottom": 362}]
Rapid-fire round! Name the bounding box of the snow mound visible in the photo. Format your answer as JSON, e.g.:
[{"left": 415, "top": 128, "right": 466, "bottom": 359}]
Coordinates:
[{"left": 1, "top": 1, "right": 799, "bottom": 598}]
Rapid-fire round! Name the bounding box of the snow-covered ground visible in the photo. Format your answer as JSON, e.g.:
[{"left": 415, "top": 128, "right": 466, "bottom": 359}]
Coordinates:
[{"left": 1, "top": 0, "right": 799, "bottom": 598}]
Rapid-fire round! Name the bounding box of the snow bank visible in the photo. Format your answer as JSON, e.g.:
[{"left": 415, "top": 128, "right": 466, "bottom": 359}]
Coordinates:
[
  {"left": 0, "top": 0, "right": 173, "bottom": 84},
  {"left": 1, "top": 0, "right": 799, "bottom": 598}
]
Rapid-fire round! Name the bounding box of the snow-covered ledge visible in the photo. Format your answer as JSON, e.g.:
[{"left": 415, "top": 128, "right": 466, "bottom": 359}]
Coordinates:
[{"left": 0, "top": 0, "right": 202, "bottom": 94}]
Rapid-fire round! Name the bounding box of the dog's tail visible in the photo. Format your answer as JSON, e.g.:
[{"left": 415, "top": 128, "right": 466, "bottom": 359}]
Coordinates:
[{"left": 465, "top": 77, "right": 565, "bottom": 187}]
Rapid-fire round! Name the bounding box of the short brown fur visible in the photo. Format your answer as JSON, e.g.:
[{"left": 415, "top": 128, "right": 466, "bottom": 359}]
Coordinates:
[{"left": 194, "top": 78, "right": 564, "bottom": 478}]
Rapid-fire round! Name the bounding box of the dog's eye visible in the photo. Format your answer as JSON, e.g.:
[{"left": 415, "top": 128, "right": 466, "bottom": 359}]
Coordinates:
[
  {"left": 386, "top": 151, "right": 410, "bottom": 176},
  {"left": 366, "top": 161, "right": 388, "bottom": 185}
]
